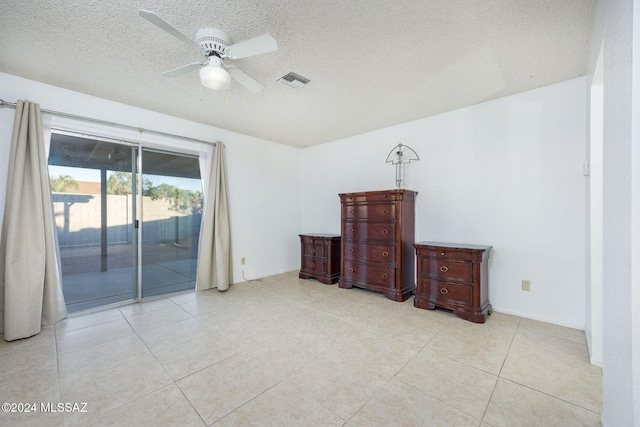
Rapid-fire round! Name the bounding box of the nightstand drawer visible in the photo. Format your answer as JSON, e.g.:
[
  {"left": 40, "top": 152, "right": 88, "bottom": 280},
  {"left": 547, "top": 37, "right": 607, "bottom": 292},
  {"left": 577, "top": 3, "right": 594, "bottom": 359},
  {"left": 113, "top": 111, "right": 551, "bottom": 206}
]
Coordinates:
[
  {"left": 418, "top": 248, "right": 474, "bottom": 262},
  {"left": 301, "top": 241, "right": 325, "bottom": 258},
  {"left": 301, "top": 257, "right": 326, "bottom": 273},
  {"left": 419, "top": 258, "right": 472, "bottom": 282},
  {"left": 418, "top": 278, "right": 473, "bottom": 306}
]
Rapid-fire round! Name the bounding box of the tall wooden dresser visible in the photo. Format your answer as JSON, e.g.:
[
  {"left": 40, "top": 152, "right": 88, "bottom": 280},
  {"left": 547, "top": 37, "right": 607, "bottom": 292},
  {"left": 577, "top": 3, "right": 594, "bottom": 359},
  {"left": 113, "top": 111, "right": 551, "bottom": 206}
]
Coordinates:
[{"left": 339, "top": 189, "right": 417, "bottom": 301}]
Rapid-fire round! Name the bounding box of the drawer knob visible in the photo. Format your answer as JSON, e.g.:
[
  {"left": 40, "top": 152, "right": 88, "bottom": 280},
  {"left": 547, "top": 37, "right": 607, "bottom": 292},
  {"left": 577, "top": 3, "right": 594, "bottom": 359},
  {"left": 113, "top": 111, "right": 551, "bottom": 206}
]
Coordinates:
[
  {"left": 382, "top": 251, "right": 389, "bottom": 257},
  {"left": 383, "top": 229, "right": 389, "bottom": 234},
  {"left": 384, "top": 209, "right": 390, "bottom": 214},
  {"left": 441, "top": 252, "right": 446, "bottom": 256},
  {"left": 440, "top": 287, "right": 449, "bottom": 295},
  {"left": 440, "top": 265, "right": 449, "bottom": 273},
  {"left": 311, "top": 249, "right": 315, "bottom": 254},
  {"left": 382, "top": 273, "right": 389, "bottom": 279},
  {"left": 350, "top": 209, "right": 355, "bottom": 214},
  {"left": 350, "top": 228, "right": 355, "bottom": 233},
  {"left": 349, "top": 248, "right": 354, "bottom": 253},
  {"left": 311, "top": 263, "right": 316, "bottom": 268},
  {"left": 348, "top": 268, "right": 354, "bottom": 273}
]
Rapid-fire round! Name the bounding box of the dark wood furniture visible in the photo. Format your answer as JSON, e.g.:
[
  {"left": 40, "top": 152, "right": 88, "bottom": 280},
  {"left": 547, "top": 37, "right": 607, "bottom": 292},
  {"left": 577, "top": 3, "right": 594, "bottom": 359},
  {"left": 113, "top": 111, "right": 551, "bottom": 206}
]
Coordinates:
[
  {"left": 414, "top": 242, "right": 492, "bottom": 323},
  {"left": 339, "top": 189, "right": 417, "bottom": 301},
  {"left": 299, "top": 234, "right": 341, "bottom": 284}
]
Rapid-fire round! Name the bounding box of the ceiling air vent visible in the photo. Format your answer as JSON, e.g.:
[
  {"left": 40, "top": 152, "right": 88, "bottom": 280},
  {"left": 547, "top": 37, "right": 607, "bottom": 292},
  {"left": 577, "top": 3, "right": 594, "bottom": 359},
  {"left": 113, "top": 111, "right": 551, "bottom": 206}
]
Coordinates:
[{"left": 277, "top": 72, "right": 310, "bottom": 89}]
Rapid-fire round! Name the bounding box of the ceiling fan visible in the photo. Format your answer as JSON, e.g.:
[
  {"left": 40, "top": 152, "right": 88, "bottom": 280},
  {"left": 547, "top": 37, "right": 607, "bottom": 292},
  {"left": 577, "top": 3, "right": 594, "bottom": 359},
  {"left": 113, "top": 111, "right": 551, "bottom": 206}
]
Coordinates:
[{"left": 139, "top": 10, "right": 278, "bottom": 93}]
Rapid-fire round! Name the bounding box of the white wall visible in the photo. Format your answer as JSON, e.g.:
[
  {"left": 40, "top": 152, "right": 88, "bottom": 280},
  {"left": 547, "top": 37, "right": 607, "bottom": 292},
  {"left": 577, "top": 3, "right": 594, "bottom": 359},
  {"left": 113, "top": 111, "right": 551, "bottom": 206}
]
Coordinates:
[
  {"left": 586, "top": 54, "right": 604, "bottom": 367},
  {"left": 594, "top": 0, "right": 640, "bottom": 425},
  {"left": 302, "top": 78, "right": 587, "bottom": 328},
  {"left": 0, "top": 72, "right": 303, "bottom": 284},
  {"left": 0, "top": 73, "right": 591, "bottom": 329},
  {"left": 585, "top": 0, "right": 606, "bottom": 368}
]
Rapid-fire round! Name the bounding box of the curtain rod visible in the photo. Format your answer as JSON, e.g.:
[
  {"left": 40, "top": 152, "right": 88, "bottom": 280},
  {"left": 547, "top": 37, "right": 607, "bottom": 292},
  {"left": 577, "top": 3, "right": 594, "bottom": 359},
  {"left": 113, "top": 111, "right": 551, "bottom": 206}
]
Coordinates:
[{"left": 0, "top": 98, "right": 216, "bottom": 147}]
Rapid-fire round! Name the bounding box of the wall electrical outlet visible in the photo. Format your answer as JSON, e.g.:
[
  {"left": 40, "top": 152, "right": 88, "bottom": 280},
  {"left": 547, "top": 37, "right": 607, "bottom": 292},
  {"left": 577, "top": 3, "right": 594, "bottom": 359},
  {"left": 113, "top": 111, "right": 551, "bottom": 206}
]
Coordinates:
[
  {"left": 521, "top": 279, "right": 531, "bottom": 292},
  {"left": 241, "top": 257, "right": 246, "bottom": 265}
]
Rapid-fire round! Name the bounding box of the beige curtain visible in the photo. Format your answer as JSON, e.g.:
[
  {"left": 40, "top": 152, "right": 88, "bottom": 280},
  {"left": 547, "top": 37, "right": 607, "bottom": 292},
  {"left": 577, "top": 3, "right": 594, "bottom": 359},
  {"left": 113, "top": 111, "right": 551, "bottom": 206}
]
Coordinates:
[
  {"left": 196, "top": 142, "right": 232, "bottom": 291},
  {"left": 0, "top": 100, "right": 67, "bottom": 341}
]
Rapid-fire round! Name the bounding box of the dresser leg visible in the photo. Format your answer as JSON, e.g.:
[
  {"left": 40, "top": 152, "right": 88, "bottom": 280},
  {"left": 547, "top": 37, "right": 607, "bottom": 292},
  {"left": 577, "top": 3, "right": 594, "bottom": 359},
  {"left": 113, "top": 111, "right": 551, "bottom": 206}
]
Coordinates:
[
  {"left": 413, "top": 298, "right": 436, "bottom": 310},
  {"left": 455, "top": 304, "right": 492, "bottom": 323},
  {"left": 338, "top": 279, "right": 352, "bottom": 289}
]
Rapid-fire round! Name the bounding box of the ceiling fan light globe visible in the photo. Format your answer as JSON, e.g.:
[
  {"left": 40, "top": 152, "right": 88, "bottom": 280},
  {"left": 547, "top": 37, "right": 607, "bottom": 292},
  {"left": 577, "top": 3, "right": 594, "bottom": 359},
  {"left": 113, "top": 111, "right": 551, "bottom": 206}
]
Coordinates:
[{"left": 199, "top": 65, "right": 231, "bottom": 90}]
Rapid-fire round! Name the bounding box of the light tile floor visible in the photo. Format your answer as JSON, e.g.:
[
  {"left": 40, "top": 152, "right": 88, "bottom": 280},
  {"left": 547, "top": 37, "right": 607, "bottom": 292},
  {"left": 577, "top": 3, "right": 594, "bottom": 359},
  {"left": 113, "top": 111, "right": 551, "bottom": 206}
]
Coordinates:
[{"left": 0, "top": 271, "right": 602, "bottom": 426}]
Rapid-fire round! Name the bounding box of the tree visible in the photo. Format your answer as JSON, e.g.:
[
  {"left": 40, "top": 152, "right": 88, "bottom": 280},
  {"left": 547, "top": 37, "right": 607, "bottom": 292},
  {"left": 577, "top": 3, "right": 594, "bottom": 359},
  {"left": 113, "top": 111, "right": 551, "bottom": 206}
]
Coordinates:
[
  {"left": 106, "top": 172, "right": 202, "bottom": 214},
  {"left": 50, "top": 175, "right": 79, "bottom": 192},
  {"left": 107, "top": 172, "right": 153, "bottom": 195},
  {"left": 106, "top": 171, "right": 132, "bottom": 195},
  {"left": 148, "top": 182, "right": 202, "bottom": 213}
]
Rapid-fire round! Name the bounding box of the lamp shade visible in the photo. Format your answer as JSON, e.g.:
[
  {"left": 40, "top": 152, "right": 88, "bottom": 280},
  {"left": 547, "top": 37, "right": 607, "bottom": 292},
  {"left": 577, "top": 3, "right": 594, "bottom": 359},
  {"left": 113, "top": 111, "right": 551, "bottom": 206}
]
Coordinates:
[{"left": 199, "top": 62, "right": 231, "bottom": 91}]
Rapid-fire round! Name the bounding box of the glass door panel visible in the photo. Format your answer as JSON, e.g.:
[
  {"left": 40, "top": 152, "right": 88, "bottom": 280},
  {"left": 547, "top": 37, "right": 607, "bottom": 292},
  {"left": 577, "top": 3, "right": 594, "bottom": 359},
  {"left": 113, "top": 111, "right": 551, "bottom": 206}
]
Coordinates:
[
  {"left": 140, "top": 149, "right": 202, "bottom": 298},
  {"left": 48, "top": 133, "right": 138, "bottom": 312}
]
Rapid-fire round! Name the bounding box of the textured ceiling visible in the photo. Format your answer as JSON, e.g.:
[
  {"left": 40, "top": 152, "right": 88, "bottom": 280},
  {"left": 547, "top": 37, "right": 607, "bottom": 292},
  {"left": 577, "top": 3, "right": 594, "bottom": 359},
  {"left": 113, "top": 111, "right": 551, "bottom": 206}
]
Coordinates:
[{"left": 0, "top": 0, "right": 595, "bottom": 148}]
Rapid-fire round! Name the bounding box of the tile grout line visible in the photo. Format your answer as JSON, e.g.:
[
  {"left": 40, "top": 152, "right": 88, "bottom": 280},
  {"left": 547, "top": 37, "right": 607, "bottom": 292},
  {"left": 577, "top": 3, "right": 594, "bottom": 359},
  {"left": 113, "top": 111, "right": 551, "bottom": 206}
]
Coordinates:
[
  {"left": 491, "top": 320, "right": 602, "bottom": 416},
  {"left": 498, "top": 377, "right": 603, "bottom": 415},
  {"left": 206, "top": 380, "right": 285, "bottom": 425},
  {"left": 479, "top": 317, "right": 522, "bottom": 424},
  {"left": 53, "top": 326, "right": 64, "bottom": 427}
]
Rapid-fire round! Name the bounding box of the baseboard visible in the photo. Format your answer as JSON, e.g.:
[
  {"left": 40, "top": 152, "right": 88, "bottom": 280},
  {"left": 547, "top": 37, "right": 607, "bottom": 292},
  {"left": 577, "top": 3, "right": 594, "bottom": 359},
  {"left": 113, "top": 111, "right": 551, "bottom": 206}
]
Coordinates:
[
  {"left": 491, "top": 306, "right": 585, "bottom": 330},
  {"left": 584, "top": 331, "right": 603, "bottom": 367},
  {"left": 234, "top": 268, "right": 297, "bottom": 284},
  {"left": 589, "top": 356, "right": 603, "bottom": 367}
]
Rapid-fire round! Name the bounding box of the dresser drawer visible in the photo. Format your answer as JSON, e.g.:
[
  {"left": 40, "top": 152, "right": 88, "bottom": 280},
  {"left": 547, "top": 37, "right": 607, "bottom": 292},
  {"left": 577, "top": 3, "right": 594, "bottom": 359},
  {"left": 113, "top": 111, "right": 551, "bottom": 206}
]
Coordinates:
[
  {"left": 418, "top": 278, "right": 473, "bottom": 306},
  {"left": 343, "top": 242, "right": 395, "bottom": 264},
  {"left": 343, "top": 221, "right": 396, "bottom": 243},
  {"left": 341, "top": 192, "right": 399, "bottom": 203},
  {"left": 343, "top": 203, "right": 396, "bottom": 220},
  {"left": 301, "top": 257, "right": 326, "bottom": 274},
  {"left": 419, "top": 257, "right": 472, "bottom": 282},
  {"left": 343, "top": 260, "right": 395, "bottom": 288}
]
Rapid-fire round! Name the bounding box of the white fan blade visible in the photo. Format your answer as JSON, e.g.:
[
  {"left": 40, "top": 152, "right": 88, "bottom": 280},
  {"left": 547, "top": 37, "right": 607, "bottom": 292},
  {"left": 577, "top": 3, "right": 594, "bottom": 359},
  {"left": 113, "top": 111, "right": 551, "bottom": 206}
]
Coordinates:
[
  {"left": 228, "top": 68, "right": 265, "bottom": 93},
  {"left": 162, "top": 62, "right": 205, "bottom": 77},
  {"left": 225, "top": 33, "right": 278, "bottom": 59},
  {"left": 139, "top": 10, "right": 202, "bottom": 53}
]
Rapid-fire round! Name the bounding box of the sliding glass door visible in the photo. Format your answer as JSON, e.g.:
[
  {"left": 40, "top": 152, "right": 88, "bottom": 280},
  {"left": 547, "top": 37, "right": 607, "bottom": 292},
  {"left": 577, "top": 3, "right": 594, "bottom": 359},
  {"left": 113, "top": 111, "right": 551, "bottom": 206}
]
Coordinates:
[
  {"left": 48, "top": 133, "right": 203, "bottom": 312},
  {"left": 49, "top": 133, "right": 138, "bottom": 312},
  {"left": 140, "top": 149, "right": 202, "bottom": 298}
]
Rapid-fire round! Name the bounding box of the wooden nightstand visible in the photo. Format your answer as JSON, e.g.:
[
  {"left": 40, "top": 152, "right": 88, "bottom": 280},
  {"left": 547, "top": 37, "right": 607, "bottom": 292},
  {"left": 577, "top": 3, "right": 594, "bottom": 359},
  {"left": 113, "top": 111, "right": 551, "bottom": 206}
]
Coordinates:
[
  {"left": 299, "top": 234, "right": 341, "bottom": 284},
  {"left": 414, "top": 242, "right": 492, "bottom": 323}
]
